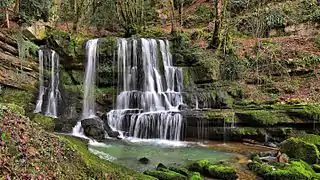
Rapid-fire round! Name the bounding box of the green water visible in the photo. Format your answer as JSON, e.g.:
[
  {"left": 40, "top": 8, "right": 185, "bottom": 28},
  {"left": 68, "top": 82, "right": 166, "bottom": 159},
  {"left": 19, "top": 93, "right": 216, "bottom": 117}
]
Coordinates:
[{"left": 89, "top": 138, "right": 234, "bottom": 172}]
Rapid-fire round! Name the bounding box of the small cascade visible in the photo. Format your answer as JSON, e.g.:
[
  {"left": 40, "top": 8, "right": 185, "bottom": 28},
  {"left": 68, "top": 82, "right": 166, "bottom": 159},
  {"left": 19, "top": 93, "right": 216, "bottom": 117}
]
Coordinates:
[
  {"left": 108, "top": 38, "right": 184, "bottom": 140},
  {"left": 34, "top": 49, "right": 60, "bottom": 118}
]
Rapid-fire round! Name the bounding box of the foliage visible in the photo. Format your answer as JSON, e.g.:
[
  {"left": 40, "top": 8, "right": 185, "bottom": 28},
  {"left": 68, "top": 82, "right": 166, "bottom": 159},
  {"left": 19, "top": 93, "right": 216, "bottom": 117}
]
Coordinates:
[
  {"left": 220, "top": 52, "right": 246, "bottom": 80},
  {"left": 116, "top": 0, "right": 157, "bottom": 37},
  {"left": 19, "top": 0, "right": 52, "bottom": 24},
  {"left": 171, "top": 30, "right": 203, "bottom": 66},
  {"left": 184, "top": 4, "right": 214, "bottom": 28}
]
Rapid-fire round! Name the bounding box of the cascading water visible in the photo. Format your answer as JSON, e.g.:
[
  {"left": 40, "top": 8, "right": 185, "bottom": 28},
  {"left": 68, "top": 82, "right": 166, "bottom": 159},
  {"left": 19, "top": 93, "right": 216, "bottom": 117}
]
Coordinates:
[
  {"left": 72, "top": 39, "right": 99, "bottom": 136},
  {"left": 34, "top": 49, "right": 60, "bottom": 118},
  {"left": 108, "top": 38, "right": 184, "bottom": 140},
  {"left": 82, "top": 39, "right": 99, "bottom": 119}
]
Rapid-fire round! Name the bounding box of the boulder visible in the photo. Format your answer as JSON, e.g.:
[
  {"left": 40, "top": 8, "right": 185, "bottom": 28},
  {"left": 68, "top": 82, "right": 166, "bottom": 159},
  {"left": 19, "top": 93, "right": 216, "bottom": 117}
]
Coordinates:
[
  {"left": 144, "top": 169, "right": 186, "bottom": 180},
  {"left": 81, "top": 117, "right": 105, "bottom": 141},
  {"left": 97, "top": 112, "right": 121, "bottom": 139},
  {"left": 280, "top": 137, "right": 319, "bottom": 164}
]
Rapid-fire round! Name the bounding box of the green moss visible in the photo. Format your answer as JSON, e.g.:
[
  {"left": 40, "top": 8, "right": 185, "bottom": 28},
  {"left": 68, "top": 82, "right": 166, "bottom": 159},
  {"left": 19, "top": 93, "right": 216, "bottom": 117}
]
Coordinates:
[
  {"left": 207, "top": 164, "right": 238, "bottom": 180},
  {"left": 60, "top": 135, "right": 155, "bottom": 180},
  {"left": 287, "top": 105, "right": 320, "bottom": 122},
  {"left": 168, "top": 166, "right": 189, "bottom": 176},
  {"left": 31, "top": 114, "right": 55, "bottom": 132},
  {"left": 205, "top": 110, "right": 236, "bottom": 123},
  {"left": 280, "top": 137, "right": 319, "bottom": 164},
  {"left": 248, "top": 160, "right": 319, "bottom": 180},
  {"left": 188, "top": 160, "right": 237, "bottom": 180},
  {"left": 188, "top": 160, "right": 210, "bottom": 173},
  {"left": 241, "top": 110, "right": 293, "bottom": 125},
  {"left": 144, "top": 169, "right": 186, "bottom": 180},
  {"left": 189, "top": 172, "right": 203, "bottom": 180},
  {"left": 233, "top": 127, "right": 262, "bottom": 136},
  {"left": 0, "top": 88, "right": 33, "bottom": 110}
]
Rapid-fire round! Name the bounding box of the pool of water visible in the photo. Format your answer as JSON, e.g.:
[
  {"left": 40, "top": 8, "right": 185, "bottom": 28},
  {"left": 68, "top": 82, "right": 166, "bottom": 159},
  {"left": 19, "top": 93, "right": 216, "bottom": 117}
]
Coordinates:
[{"left": 88, "top": 138, "right": 234, "bottom": 172}]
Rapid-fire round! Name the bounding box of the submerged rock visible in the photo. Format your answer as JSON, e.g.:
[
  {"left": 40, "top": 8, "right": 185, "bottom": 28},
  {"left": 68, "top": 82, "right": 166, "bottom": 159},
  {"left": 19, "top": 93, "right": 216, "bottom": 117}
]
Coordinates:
[
  {"left": 139, "top": 157, "right": 150, "bottom": 164},
  {"left": 81, "top": 117, "right": 105, "bottom": 141}
]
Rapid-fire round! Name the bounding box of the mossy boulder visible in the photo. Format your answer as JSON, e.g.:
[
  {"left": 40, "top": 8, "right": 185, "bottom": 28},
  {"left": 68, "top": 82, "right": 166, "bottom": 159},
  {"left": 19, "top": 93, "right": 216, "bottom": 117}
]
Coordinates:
[
  {"left": 207, "top": 164, "right": 238, "bottom": 180},
  {"left": 280, "top": 137, "right": 319, "bottom": 164},
  {"left": 188, "top": 160, "right": 237, "bottom": 180},
  {"left": 188, "top": 172, "right": 203, "bottom": 180},
  {"left": 144, "top": 169, "right": 186, "bottom": 180},
  {"left": 248, "top": 160, "right": 320, "bottom": 180},
  {"left": 168, "top": 166, "right": 189, "bottom": 176},
  {"left": 188, "top": 160, "right": 210, "bottom": 174}
]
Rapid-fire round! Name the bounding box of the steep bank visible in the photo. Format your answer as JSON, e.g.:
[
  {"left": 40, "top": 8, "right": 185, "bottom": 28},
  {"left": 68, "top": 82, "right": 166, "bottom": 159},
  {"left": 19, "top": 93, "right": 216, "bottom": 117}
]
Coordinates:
[{"left": 0, "top": 103, "right": 153, "bottom": 179}]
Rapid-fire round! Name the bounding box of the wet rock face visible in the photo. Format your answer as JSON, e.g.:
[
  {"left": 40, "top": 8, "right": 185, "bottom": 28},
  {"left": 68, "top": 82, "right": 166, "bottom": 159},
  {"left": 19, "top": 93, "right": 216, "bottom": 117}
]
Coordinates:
[{"left": 81, "top": 117, "right": 105, "bottom": 141}]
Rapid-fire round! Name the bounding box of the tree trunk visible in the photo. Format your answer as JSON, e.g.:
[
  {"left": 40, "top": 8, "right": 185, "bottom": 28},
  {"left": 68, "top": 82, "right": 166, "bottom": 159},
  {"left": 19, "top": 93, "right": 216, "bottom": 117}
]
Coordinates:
[
  {"left": 170, "top": 0, "right": 175, "bottom": 33},
  {"left": 6, "top": 8, "right": 10, "bottom": 28},
  {"left": 179, "top": 0, "right": 184, "bottom": 27},
  {"left": 210, "top": 0, "right": 222, "bottom": 49},
  {"left": 14, "top": 0, "right": 20, "bottom": 16}
]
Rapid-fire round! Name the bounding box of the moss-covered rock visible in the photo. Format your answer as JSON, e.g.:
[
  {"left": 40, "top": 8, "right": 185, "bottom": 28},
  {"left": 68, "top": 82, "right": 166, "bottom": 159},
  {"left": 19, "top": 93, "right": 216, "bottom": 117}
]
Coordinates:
[
  {"left": 188, "top": 172, "right": 203, "bottom": 180},
  {"left": 248, "top": 160, "right": 320, "bottom": 180},
  {"left": 188, "top": 160, "right": 210, "bottom": 174},
  {"left": 168, "top": 166, "right": 189, "bottom": 176},
  {"left": 237, "top": 110, "right": 293, "bottom": 125},
  {"left": 188, "top": 160, "right": 237, "bottom": 180},
  {"left": 280, "top": 137, "right": 319, "bottom": 164},
  {"left": 207, "top": 164, "right": 238, "bottom": 180},
  {"left": 144, "top": 169, "right": 186, "bottom": 180}
]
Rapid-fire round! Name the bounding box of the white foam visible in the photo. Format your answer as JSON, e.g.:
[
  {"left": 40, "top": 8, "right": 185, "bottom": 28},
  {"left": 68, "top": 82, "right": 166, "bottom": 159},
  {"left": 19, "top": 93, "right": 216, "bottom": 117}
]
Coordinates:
[{"left": 89, "top": 148, "right": 117, "bottom": 161}]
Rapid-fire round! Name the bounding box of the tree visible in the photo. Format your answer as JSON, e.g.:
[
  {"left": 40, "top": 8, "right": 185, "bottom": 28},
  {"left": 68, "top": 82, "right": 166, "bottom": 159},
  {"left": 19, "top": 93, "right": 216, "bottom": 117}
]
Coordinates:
[
  {"left": 116, "top": 0, "right": 154, "bottom": 36},
  {"left": 210, "top": 0, "right": 222, "bottom": 49},
  {"left": 0, "top": 0, "right": 13, "bottom": 28}
]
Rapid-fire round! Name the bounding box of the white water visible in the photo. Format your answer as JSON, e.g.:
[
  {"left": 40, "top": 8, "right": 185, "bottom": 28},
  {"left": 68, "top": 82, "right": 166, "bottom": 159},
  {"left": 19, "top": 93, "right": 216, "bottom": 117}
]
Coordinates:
[
  {"left": 72, "top": 39, "right": 99, "bottom": 137},
  {"left": 108, "top": 38, "right": 184, "bottom": 140},
  {"left": 34, "top": 49, "right": 60, "bottom": 118},
  {"left": 34, "top": 50, "right": 45, "bottom": 113},
  {"left": 82, "top": 39, "right": 99, "bottom": 119}
]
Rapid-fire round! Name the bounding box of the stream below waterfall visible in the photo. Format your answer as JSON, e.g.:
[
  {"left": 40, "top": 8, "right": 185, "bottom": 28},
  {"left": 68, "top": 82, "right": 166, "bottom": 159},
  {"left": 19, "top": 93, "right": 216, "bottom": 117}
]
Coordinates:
[{"left": 88, "top": 139, "right": 234, "bottom": 173}]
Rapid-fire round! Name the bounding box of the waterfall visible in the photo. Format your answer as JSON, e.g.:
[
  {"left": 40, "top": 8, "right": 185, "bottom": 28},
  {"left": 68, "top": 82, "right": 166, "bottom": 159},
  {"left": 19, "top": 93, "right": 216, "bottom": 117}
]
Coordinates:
[
  {"left": 82, "top": 39, "right": 99, "bottom": 119},
  {"left": 34, "top": 49, "right": 60, "bottom": 118},
  {"left": 108, "top": 38, "right": 184, "bottom": 140},
  {"left": 72, "top": 39, "right": 99, "bottom": 136}
]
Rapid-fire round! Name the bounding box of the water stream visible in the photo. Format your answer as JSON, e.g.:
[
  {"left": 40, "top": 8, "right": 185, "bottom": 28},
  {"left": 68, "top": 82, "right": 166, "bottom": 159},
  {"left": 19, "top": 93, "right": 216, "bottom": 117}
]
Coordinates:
[{"left": 34, "top": 49, "right": 60, "bottom": 118}]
